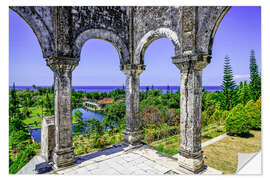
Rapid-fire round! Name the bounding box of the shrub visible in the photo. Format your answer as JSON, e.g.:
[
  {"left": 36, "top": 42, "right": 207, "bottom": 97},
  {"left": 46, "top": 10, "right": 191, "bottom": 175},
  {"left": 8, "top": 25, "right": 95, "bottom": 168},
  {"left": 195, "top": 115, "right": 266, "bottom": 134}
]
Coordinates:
[
  {"left": 140, "top": 106, "right": 163, "bottom": 127},
  {"left": 144, "top": 129, "right": 155, "bottom": 144},
  {"left": 245, "top": 100, "right": 261, "bottom": 130},
  {"left": 84, "top": 146, "right": 89, "bottom": 154},
  {"left": 108, "top": 136, "right": 116, "bottom": 145},
  {"left": 210, "top": 109, "right": 223, "bottom": 125},
  {"left": 27, "top": 139, "right": 32, "bottom": 144},
  {"left": 202, "top": 111, "right": 210, "bottom": 127},
  {"left": 221, "top": 110, "right": 229, "bottom": 125},
  {"left": 163, "top": 108, "right": 180, "bottom": 126},
  {"left": 225, "top": 104, "right": 251, "bottom": 136},
  {"left": 9, "top": 145, "right": 36, "bottom": 174},
  {"left": 75, "top": 146, "right": 84, "bottom": 155},
  {"left": 95, "top": 136, "right": 107, "bottom": 148}
]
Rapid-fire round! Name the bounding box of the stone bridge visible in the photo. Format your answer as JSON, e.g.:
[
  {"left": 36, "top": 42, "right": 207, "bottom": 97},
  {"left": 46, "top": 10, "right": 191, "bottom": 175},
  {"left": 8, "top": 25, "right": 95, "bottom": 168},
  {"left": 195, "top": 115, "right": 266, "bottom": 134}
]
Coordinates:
[
  {"left": 83, "top": 101, "right": 103, "bottom": 109},
  {"left": 10, "top": 6, "right": 230, "bottom": 174}
]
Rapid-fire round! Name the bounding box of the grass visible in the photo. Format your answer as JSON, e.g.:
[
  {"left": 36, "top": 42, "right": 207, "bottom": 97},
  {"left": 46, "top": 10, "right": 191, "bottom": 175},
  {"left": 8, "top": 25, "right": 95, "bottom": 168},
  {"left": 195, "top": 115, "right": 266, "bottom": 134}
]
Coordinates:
[
  {"left": 203, "top": 130, "right": 261, "bottom": 174},
  {"left": 151, "top": 134, "right": 210, "bottom": 156},
  {"left": 22, "top": 106, "right": 52, "bottom": 128},
  {"left": 151, "top": 126, "right": 261, "bottom": 174},
  {"left": 22, "top": 106, "right": 80, "bottom": 129},
  {"left": 202, "top": 125, "right": 226, "bottom": 140},
  {"left": 151, "top": 125, "right": 225, "bottom": 156}
]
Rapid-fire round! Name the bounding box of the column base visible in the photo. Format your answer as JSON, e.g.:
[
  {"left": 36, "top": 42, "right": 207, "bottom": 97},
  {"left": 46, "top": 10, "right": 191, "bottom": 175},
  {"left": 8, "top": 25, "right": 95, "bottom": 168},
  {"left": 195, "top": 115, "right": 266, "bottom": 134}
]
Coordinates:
[
  {"left": 53, "top": 147, "right": 75, "bottom": 169},
  {"left": 123, "top": 130, "right": 142, "bottom": 145},
  {"left": 177, "top": 149, "right": 204, "bottom": 174}
]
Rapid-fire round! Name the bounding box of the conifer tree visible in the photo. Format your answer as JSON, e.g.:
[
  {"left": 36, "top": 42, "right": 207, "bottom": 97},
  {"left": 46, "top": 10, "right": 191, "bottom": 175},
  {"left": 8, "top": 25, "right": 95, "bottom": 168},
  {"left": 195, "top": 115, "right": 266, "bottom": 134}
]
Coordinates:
[
  {"left": 249, "top": 50, "right": 261, "bottom": 100},
  {"left": 237, "top": 81, "right": 250, "bottom": 106},
  {"left": 222, "top": 55, "right": 236, "bottom": 110}
]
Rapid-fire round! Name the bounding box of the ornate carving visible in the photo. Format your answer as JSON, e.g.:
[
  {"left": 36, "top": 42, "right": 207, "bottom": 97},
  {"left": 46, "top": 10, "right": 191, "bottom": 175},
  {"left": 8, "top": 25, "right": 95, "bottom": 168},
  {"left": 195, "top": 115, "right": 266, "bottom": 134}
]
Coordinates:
[
  {"left": 181, "top": 7, "right": 197, "bottom": 55},
  {"left": 55, "top": 7, "right": 73, "bottom": 57},
  {"left": 71, "top": 7, "right": 129, "bottom": 48},
  {"left": 46, "top": 56, "right": 79, "bottom": 73},
  {"left": 172, "top": 54, "right": 211, "bottom": 71},
  {"left": 178, "top": 147, "right": 203, "bottom": 159},
  {"left": 182, "top": 7, "right": 195, "bottom": 32},
  {"left": 120, "top": 64, "right": 145, "bottom": 75}
]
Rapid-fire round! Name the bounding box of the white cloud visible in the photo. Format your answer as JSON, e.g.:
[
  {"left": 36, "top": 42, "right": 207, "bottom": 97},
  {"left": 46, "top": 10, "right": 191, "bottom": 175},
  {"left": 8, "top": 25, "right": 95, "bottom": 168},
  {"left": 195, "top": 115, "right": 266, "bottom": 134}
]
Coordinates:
[{"left": 233, "top": 74, "right": 249, "bottom": 80}]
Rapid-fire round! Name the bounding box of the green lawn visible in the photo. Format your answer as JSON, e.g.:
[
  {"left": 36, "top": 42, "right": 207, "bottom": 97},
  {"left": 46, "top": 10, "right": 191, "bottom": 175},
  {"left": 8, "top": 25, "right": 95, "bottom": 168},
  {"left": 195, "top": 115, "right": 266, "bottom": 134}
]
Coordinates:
[
  {"left": 22, "top": 106, "right": 52, "bottom": 128},
  {"left": 150, "top": 126, "right": 261, "bottom": 174},
  {"left": 150, "top": 124, "right": 226, "bottom": 156}
]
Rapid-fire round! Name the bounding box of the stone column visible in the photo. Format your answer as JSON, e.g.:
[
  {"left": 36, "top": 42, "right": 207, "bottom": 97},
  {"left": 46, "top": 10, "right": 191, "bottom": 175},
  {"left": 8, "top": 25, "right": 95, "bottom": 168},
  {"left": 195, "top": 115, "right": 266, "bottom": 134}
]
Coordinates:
[
  {"left": 121, "top": 64, "right": 145, "bottom": 145},
  {"left": 46, "top": 56, "right": 79, "bottom": 168},
  {"left": 172, "top": 54, "right": 210, "bottom": 173}
]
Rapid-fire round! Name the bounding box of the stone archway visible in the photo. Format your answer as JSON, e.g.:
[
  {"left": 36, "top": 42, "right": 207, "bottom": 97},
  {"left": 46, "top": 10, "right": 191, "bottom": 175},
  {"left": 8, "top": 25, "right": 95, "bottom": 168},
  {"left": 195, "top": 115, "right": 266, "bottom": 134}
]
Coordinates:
[
  {"left": 9, "top": 7, "right": 55, "bottom": 57},
  {"left": 73, "top": 29, "right": 129, "bottom": 65},
  {"left": 196, "top": 6, "right": 231, "bottom": 56},
  {"left": 9, "top": 6, "right": 234, "bottom": 174},
  {"left": 134, "top": 28, "right": 181, "bottom": 64}
]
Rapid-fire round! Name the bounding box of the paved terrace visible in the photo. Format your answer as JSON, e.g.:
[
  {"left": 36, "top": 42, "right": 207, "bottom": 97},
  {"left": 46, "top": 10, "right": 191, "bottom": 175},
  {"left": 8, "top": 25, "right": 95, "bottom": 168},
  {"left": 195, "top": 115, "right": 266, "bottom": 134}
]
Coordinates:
[{"left": 19, "top": 144, "right": 222, "bottom": 175}]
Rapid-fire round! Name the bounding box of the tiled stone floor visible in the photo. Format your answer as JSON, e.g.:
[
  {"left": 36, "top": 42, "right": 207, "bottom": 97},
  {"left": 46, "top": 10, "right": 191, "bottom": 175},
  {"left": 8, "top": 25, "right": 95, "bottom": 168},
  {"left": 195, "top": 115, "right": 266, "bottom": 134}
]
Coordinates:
[{"left": 18, "top": 143, "right": 222, "bottom": 175}]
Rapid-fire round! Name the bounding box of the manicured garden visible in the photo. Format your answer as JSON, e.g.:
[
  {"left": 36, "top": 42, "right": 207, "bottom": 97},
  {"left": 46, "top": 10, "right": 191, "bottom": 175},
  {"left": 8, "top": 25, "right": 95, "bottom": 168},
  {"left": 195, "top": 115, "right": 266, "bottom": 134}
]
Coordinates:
[{"left": 8, "top": 51, "right": 261, "bottom": 174}]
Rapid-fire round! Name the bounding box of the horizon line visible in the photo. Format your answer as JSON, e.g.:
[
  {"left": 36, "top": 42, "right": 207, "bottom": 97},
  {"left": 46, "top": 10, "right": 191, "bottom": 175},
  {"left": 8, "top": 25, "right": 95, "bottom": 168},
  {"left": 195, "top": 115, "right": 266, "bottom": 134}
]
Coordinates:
[{"left": 9, "top": 85, "right": 222, "bottom": 87}]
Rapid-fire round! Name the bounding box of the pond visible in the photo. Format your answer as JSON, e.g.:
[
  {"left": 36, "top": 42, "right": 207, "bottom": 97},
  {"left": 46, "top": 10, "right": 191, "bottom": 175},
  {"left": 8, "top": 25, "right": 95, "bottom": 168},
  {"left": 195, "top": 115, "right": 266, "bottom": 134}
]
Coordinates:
[{"left": 29, "top": 108, "right": 104, "bottom": 142}]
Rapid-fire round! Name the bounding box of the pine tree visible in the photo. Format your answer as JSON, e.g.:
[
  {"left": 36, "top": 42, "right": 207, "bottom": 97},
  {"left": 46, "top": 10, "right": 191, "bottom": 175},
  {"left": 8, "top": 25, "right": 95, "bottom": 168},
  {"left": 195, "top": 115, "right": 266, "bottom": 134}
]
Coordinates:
[
  {"left": 222, "top": 55, "right": 236, "bottom": 110},
  {"left": 249, "top": 50, "right": 261, "bottom": 101},
  {"left": 238, "top": 81, "right": 250, "bottom": 106}
]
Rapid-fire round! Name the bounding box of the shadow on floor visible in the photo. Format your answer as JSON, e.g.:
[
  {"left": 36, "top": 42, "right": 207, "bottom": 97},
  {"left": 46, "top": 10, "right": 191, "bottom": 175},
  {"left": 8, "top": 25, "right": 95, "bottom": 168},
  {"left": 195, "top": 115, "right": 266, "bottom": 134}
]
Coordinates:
[{"left": 74, "top": 143, "right": 128, "bottom": 164}]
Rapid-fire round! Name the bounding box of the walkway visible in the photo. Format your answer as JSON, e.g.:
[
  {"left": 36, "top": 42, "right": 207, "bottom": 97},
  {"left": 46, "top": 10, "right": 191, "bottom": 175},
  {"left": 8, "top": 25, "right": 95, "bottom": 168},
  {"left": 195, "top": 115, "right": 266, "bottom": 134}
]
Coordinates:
[
  {"left": 173, "top": 133, "right": 227, "bottom": 158},
  {"left": 201, "top": 133, "right": 227, "bottom": 147},
  {"left": 19, "top": 144, "right": 222, "bottom": 175}
]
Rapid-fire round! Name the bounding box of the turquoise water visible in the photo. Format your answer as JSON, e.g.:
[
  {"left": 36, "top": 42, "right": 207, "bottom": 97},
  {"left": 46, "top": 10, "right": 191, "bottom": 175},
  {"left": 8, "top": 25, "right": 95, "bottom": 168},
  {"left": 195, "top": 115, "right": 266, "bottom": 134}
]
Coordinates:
[{"left": 29, "top": 108, "right": 104, "bottom": 142}]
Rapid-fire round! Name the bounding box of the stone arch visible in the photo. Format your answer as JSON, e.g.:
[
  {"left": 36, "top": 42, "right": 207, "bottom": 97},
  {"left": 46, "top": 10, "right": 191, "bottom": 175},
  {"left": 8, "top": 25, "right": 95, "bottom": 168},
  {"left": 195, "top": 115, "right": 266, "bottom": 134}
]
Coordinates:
[
  {"left": 73, "top": 29, "right": 129, "bottom": 64},
  {"left": 197, "top": 7, "right": 231, "bottom": 55},
  {"left": 9, "top": 7, "right": 55, "bottom": 57},
  {"left": 208, "top": 7, "right": 231, "bottom": 54},
  {"left": 134, "top": 28, "right": 181, "bottom": 65}
]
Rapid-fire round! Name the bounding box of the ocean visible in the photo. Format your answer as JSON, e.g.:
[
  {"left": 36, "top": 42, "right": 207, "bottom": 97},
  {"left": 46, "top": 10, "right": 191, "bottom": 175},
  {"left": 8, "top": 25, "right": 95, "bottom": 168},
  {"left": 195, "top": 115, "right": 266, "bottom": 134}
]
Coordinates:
[{"left": 10, "top": 85, "right": 222, "bottom": 93}]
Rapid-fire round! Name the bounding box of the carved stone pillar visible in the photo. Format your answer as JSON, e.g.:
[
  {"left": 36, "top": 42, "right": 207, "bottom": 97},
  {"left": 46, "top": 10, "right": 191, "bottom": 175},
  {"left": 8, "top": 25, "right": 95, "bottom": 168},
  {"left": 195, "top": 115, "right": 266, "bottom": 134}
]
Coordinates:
[
  {"left": 172, "top": 54, "right": 210, "bottom": 173},
  {"left": 46, "top": 56, "right": 79, "bottom": 168},
  {"left": 121, "top": 64, "right": 145, "bottom": 145}
]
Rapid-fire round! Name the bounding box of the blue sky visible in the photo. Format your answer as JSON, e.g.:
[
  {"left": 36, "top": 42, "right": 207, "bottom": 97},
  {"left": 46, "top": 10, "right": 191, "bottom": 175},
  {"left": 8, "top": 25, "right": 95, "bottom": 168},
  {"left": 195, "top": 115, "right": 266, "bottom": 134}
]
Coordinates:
[{"left": 9, "top": 6, "right": 261, "bottom": 86}]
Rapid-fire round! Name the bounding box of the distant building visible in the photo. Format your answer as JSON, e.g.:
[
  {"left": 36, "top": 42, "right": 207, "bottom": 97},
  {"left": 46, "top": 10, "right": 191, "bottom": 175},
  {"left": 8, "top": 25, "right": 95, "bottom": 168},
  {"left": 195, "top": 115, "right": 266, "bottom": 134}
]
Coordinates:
[{"left": 97, "top": 98, "right": 114, "bottom": 108}]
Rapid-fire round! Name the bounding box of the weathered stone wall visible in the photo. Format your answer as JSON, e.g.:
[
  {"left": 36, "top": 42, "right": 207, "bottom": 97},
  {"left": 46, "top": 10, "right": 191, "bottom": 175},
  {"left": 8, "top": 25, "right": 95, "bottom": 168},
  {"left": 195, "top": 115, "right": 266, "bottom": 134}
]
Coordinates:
[
  {"left": 10, "top": 6, "right": 229, "bottom": 63},
  {"left": 133, "top": 7, "right": 182, "bottom": 64},
  {"left": 197, "top": 6, "right": 229, "bottom": 55},
  {"left": 71, "top": 6, "right": 130, "bottom": 62}
]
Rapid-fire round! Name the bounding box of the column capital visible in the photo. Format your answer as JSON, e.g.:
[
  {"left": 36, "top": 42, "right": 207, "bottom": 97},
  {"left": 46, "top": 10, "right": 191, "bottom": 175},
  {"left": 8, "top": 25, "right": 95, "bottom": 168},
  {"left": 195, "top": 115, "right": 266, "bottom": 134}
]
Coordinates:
[
  {"left": 172, "top": 54, "right": 211, "bottom": 72},
  {"left": 46, "top": 56, "right": 79, "bottom": 73},
  {"left": 120, "top": 64, "right": 145, "bottom": 75}
]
